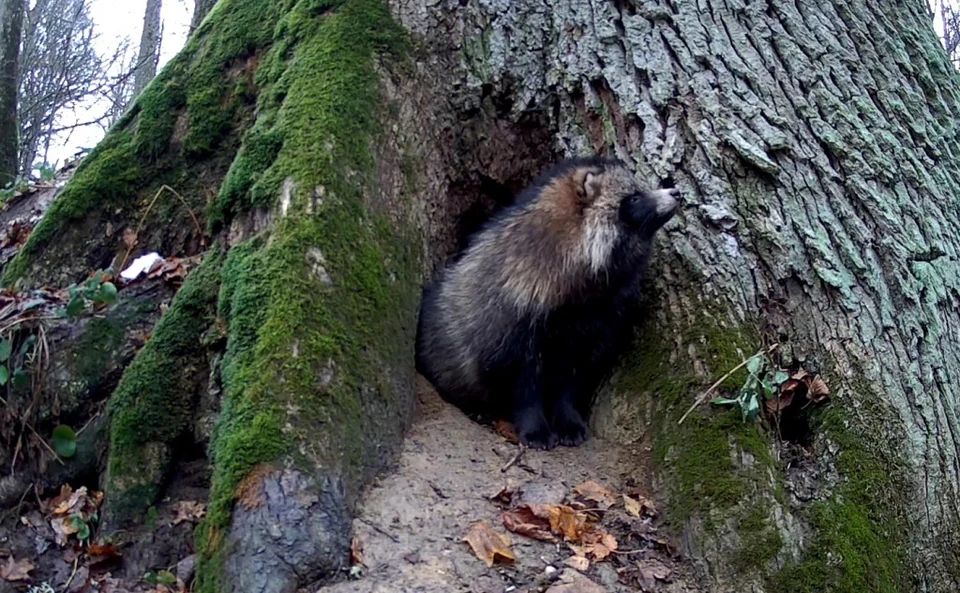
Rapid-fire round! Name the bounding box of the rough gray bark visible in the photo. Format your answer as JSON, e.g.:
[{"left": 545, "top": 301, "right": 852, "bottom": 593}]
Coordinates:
[
  {"left": 0, "top": 0, "right": 24, "bottom": 185},
  {"left": 392, "top": 0, "right": 960, "bottom": 591},
  {"left": 132, "top": 0, "right": 162, "bottom": 101},
  {"left": 190, "top": 0, "right": 217, "bottom": 32}
]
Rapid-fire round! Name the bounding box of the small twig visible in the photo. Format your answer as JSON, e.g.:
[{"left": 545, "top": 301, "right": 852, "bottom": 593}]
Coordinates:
[
  {"left": 14, "top": 482, "right": 33, "bottom": 518},
  {"left": 678, "top": 344, "right": 779, "bottom": 425},
  {"left": 501, "top": 444, "right": 526, "bottom": 473},
  {"left": 0, "top": 394, "right": 64, "bottom": 465},
  {"left": 62, "top": 557, "right": 79, "bottom": 592},
  {"left": 0, "top": 315, "right": 59, "bottom": 336},
  {"left": 357, "top": 517, "right": 400, "bottom": 544},
  {"left": 117, "top": 184, "right": 206, "bottom": 274},
  {"left": 612, "top": 548, "right": 649, "bottom": 555},
  {"left": 76, "top": 407, "right": 103, "bottom": 437}
]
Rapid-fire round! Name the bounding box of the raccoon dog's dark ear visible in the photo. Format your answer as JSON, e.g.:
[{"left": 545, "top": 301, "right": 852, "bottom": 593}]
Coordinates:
[{"left": 574, "top": 168, "right": 604, "bottom": 201}]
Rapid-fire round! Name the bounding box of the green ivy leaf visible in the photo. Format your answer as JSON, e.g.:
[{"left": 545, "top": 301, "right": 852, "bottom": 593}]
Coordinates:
[
  {"left": 746, "top": 355, "right": 764, "bottom": 377},
  {"left": 0, "top": 366, "right": 9, "bottom": 386},
  {"left": 743, "top": 392, "right": 761, "bottom": 422},
  {"left": 65, "top": 295, "right": 85, "bottom": 317},
  {"left": 0, "top": 339, "right": 11, "bottom": 363},
  {"left": 156, "top": 571, "right": 177, "bottom": 586},
  {"left": 711, "top": 397, "right": 740, "bottom": 406},
  {"left": 69, "top": 514, "right": 90, "bottom": 541},
  {"left": 52, "top": 425, "right": 77, "bottom": 459},
  {"left": 773, "top": 370, "right": 790, "bottom": 385},
  {"left": 761, "top": 379, "right": 776, "bottom": 398},
  {"left": 96, "top": 282, "right": 118, "bottom": 305}
]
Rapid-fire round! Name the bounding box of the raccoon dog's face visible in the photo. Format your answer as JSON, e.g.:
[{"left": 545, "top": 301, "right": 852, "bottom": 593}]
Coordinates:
[{"left": 578, "top": 162, "right": 680, "bottom": 238}]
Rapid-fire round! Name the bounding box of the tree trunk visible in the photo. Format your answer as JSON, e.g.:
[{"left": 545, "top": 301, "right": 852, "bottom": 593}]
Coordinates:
[
  {"left": 190, "top": 0, "right": 217, "bottom": 32},
  {"left": 0, "top": 0, "right": 24, "bottom": 185},
  {"left": 3, "top": 0, "right": 960, "bottom": 592},
  {"left": 132, "top": 0, "right": 163, "bottom": 101}
]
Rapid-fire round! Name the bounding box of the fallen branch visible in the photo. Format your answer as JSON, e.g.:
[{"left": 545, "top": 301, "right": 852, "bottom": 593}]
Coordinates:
[
  {"left": 500, "top": 444, "right": 526, "bottom": 473},
  {"left": 677, "top": 344, "right": 779, "bottom": 425}
]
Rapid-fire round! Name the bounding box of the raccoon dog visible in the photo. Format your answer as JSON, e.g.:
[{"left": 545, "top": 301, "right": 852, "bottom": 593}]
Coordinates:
[{"left": 415, "top": 157, "right": 679, "bottom": 450}]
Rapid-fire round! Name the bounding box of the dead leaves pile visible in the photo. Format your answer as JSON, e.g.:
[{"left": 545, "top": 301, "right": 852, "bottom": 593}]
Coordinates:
[
  {"left": 765, "top": 368, "right": 831, "bottom": 418},
  {"left": 41, "top": 485, "right": 104, "bottom": 547},
  {"left": 466, "top": 479, "right": 672, "bottom": 585},
  {"left": 6, "top": 483, "right": 207, "bottom": 592}
]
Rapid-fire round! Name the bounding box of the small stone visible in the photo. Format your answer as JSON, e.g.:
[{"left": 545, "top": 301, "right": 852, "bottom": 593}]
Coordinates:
[
  {"left": 177, "top": 554, "right": 197, "bottom": 583},
  {"left": 545, "top": 565, "right": 557, "bottom": 576}
]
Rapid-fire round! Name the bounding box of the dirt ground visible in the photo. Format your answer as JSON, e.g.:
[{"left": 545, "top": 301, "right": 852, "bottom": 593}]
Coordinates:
[
  {"left": 0, "top": 377, "right": 703, "bottom": 593},
  {"left": 317, "top": 379, "right": 703, "bottom": 593}
]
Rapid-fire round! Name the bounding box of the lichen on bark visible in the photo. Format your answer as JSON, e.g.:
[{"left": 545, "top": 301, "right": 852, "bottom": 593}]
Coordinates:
[{"left": 392, "top": 0, "right": 960, "bottom": 590}]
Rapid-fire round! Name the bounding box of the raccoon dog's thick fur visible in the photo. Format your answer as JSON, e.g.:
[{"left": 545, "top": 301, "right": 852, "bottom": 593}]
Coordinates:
[{"left": 415, "top": 157, "right": 679, "bottom": 450}]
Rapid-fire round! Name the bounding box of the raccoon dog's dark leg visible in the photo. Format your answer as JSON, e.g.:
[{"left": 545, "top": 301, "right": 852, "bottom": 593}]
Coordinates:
[
  {"left": 512, "top": 356, "right": 557, "bottom": 450},
  {"left": 551, "top": 372, "right": 589, "bottom": 447}
]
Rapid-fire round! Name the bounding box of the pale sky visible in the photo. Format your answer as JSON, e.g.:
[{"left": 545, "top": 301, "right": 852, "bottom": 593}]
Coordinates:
[{"left": 45, "top": 0, "right": 193, "bottom": 168}]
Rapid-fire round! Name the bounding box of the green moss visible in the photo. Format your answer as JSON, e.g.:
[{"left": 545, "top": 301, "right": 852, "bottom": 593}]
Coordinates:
[
  {"left": 72, "top": 317, "right": 125, "bottom": 387},
  {"left": 619, "top": 304, "right": 910, "bottom": 589},
  {"left": 194, "top": 1, "right": 418, "bottom": 590},
  {"left": 208, "top": 121, "right": 284, "bottom": 229},
  {"left": 134, "top": 74, "right": 187, "bottom": 159},
  {"left": 735, "top": 506, "right": 784, "bottom": 572},
  {"left": 3, "top": 131, "right": 141, "bottom": 284},
  {"left": 767, "top": 398, "right": 911, "bottom": 593},
  {"left": 106, "top": 248, "right": 224, "bottom": 523},
  {"left": 614, "top": 307, "right": 783, "bottom": 574}
]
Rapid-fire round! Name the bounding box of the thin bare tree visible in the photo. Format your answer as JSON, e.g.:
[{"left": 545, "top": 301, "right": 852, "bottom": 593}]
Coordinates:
[
  {"left": 132, "top": 0, "right": 163, "bottom": 102},
  {"left": 190, "top": 0, "right": 216, "bottom": 32},
  {"left": 0, "top": 0, "right": 25, "bottom": 186}
]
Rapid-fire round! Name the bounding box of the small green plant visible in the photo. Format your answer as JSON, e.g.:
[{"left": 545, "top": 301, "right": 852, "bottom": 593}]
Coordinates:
[
  {"left": 0, "top": 176, "right": 30, "bottom": 202},
  {"left": 143, "top": 570, "right": 178, "bottom": 586},
  {"left": 145, "top": 505, "right": 159, "bottom": 529},
  {"left": 52, "top": 424, "right": 78, "bottom": 458},
  {"left": 69, "top": 512, "right": 95, "bottom": 541},
  {"left": 711, "top": 353, "right": 789, "bottom": 421},
  {"left": 57, "top": 270, "right": 118, "bottom": 318},
  {"left": 36, "top": 163, "right": 56, "bottom": 182},
  {"left": 0, "top": 333, "right": 34, "bottom": 390}
]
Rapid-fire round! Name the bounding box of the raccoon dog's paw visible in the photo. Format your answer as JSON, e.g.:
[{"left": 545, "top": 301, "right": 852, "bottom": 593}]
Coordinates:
[
  {"left": 515, "top": 408, "right": 558, "bottom": 450},
  {"left": 553, "top": 402, "right": 588, "bottom": 447}
]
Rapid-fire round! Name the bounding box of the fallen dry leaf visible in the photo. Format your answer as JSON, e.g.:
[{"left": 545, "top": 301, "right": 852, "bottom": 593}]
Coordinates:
[
  {"left": 122, "top": 229, "right": 138, "bottom": 250},
  {"left": 564, "top": 555, "right": 590, "bottom": 571},
  {"left": 581, "top": 531, "right": 618, "bottom": 561},
  {"left": 487, "top": 486, "right": 516, "bottom": 507},
  {"left": 463, "top": 520, "right": 515, "bottom": 567},
  {"left": 88, "top": 543, "right": 122, "bottom": 566},
  {"left": 502, "top": 505, "right": 555, "bottom": 541},
  {"left": 623, "top": 494, "right": 657, "bottom": 518},
  {"left": 51, "top": 516, "right": 78, "bottom": 545},
  {"left": 805, "top": 375, "right": 830, "bottom": 403},
  {"left": 350, "top": 537, "right": 363, "bottom": 566},
  {"left": 547, "top": 504, "right": 586, "bottom": 541},
  {"left": 573, "top": 481, "right": 617, "bottom": 510},
  {"left": 494, "top": 420, "right": 518, "bottom": 444},
  {"left": 172, "top": 500, "right": 207, "bottom": 525},
  {"left": 0, "top": 556, "right": 35, "bottom": 581},
  {"left": 545, "top": 569, "right": 607, "bottom": 593},
  {"left": 637, "top": 557, "right": 673, "bottom": 591},
  {"left": 764, "top": 390, "right": 795, "bottom": 416}
]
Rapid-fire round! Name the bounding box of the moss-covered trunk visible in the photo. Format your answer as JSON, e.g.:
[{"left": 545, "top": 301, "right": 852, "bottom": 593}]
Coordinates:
[{"left": 7, "top": 0, "right": 960, "bottom": 591}]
